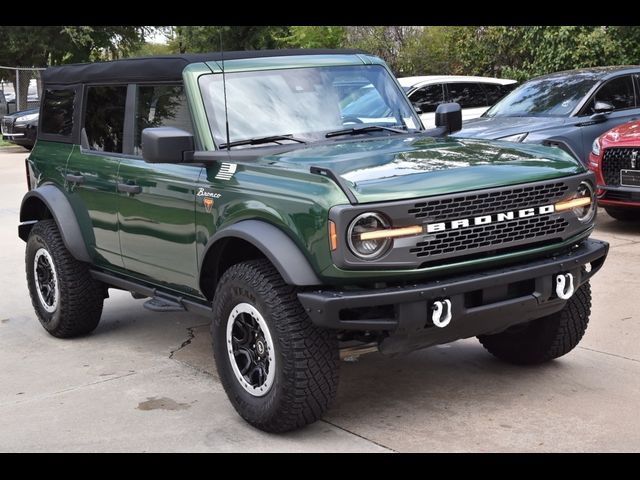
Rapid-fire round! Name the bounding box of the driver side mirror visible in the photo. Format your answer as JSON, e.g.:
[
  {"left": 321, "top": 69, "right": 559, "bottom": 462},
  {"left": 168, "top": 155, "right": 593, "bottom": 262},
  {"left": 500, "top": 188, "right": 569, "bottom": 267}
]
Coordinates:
[
  {"left": 594, "top": 101, "right": 615, "bottom": 113},
  {"left": 142, "top": 127, "right": 194, "bottom": 164},
  {"left": 435, "top": 102, "right": 462, "bottom": 134}
]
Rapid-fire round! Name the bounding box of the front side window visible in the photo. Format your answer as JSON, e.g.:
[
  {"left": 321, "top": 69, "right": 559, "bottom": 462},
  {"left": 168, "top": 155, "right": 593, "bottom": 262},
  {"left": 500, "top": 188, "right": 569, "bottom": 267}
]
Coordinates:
[
  {"left": 586, "top": 75, "right": 635, "bottom": 113},
  {"left": 482, "top": 84, "right": 515, "bottom": 105},
  {"left": 41, "top": 88, "right": 75, "bottom": 136},
  {"left": 409, "top": 84, "right": 444, "bottom": 113},
  {"left": 199, "top": 65, "right": 419, "bottom": 147},
  {"left": 446, "top": 83, "right": 488, "bottom": 108},
  {"left": 84, "top": 85, "right": 127, "bottom": 153},
  {"left": 134, "top": 85, "right": 193, "bottom": 155}
]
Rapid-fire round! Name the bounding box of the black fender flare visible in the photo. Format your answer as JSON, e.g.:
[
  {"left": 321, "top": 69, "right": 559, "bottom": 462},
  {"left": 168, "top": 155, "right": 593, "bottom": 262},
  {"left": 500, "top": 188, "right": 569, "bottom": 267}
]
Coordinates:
[
  {"left": 19, "top": 185, "right": 92, "bottom": 263},
  {"left": 201, "top": 220, "right": 322, "bottom": 286}
]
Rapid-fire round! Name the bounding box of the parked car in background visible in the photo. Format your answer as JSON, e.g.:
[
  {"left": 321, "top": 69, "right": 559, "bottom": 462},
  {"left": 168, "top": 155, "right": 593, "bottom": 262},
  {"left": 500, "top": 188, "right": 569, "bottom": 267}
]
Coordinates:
[
  {"left": 398, "top": 75, "right": 517, "bottom": 128},
  {"left": 2, "top": 108, "right": 39, "bottom": 149},
  {"left": 453, "top": 66, "right": 640, "bottom": 165},
  {"left": 588, "top": 119, "right": 640, "bottom": 220}
]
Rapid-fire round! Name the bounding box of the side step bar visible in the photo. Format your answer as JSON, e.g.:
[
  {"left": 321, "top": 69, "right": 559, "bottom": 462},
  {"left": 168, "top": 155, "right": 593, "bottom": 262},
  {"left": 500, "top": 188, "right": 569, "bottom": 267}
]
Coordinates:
[{"left": 90, "top": 270, "right": 213, "bottom": 317}]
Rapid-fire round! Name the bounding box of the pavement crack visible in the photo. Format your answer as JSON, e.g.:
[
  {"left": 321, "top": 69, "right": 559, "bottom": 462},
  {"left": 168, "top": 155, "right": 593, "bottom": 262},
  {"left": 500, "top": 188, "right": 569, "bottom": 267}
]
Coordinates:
[
  {"left": 321, "top": 419, "right": 397, "bottom": 452},
  {"left": 169, "top": 323, "right": 209, "bottom": 360},
  {"left": 0, "top": 371, "right": 138, "bottom": 408},
  {"left": 578, "top": 345, "right": 640, "bottom": 364}
]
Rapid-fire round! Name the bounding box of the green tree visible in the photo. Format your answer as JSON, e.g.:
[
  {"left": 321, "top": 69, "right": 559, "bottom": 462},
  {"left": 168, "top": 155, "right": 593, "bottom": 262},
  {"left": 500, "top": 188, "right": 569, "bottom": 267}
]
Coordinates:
[
  {"left": 396, "top": 26, "right": 459, "bottom": 76},
  {"left": 170, "top": 26, "right": 290, "bottom": 53},
  {"left": 0, "top": 26, "right": 149, "bottom": 109},
  {"left": 451, "top": 26, "right": 640, "bottom": 81},
  {"left": 343, "top": 26, "right": 422, "bottom": 75},
  {"left": 279, "top": 26, "right": 346, "bottom": 48}
]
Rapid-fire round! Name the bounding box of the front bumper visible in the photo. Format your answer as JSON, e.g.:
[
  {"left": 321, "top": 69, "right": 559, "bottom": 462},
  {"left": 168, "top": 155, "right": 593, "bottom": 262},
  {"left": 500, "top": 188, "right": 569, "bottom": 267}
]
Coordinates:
[
  {"left": 298, "top": 238, "right": 608, "bottom": 353},
  {"left": 1, "top": 121, "right": 34, "bottom": 146},
  {"left": 597, "top": 185, "right": 640, "bottom": 207}
]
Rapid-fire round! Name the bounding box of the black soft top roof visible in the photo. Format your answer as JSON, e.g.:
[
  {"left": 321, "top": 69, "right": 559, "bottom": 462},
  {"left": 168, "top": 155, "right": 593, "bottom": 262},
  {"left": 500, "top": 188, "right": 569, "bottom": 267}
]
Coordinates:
[{"left": 42, "top": 48, "right": 366, "bottom": 85}]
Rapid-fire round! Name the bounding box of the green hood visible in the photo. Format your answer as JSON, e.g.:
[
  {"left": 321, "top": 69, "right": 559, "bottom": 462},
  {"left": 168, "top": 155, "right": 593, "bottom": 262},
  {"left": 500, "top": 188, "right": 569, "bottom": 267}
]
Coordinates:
[{"left": 267, "top": 136, "right": 585, "bottom": 203}]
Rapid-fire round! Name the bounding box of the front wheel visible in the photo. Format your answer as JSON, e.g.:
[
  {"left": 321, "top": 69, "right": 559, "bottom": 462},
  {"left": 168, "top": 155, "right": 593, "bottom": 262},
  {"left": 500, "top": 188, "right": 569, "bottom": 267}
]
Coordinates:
[
  {"left": 478, "top": 282, "right": 591, "bottom": 365},
  {"left": 211, "top": 259, "right": 339, "bottom": 433}
]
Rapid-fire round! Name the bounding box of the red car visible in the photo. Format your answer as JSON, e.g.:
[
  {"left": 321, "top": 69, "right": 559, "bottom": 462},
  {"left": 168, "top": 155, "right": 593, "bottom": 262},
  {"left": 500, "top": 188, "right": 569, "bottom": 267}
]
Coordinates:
[{"left": 588, "top": 120, "right": 640, "bottom": 221}]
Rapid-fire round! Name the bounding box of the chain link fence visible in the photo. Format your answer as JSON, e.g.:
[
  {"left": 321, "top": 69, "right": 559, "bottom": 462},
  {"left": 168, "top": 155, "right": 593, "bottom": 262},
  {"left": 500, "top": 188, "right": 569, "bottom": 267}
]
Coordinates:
[{"left": 0, "top": 66, "right": 46, "bottom": 116}]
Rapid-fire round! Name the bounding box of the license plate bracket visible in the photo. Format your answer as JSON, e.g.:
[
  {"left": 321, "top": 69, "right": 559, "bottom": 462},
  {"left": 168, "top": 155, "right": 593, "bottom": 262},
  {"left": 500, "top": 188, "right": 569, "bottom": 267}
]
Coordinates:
[{"left": 621, "top": 169, "right": 640, "bottom": 187}]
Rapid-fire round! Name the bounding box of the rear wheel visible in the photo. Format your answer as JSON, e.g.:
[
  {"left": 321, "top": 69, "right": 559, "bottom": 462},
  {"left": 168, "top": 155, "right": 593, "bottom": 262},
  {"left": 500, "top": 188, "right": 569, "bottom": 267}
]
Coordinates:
[
  {"left": 26, "top": 220, "right": 104, "bottom": 338},
  {"left": 604, "top": 206, "right": 640, "bottom": 221},
  {"left": 478, "top": 282, "right": 591, "bottom": 365},
  {"left": 211, "top": 259, "right": 339, "bottom": 433}
]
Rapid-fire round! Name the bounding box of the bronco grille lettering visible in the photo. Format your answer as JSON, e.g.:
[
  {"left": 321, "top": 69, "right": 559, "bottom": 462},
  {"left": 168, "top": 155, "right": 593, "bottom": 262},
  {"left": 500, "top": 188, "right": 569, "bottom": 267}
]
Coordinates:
[{"left": 426, "top": 205, "right": 556, "bottom": 234}]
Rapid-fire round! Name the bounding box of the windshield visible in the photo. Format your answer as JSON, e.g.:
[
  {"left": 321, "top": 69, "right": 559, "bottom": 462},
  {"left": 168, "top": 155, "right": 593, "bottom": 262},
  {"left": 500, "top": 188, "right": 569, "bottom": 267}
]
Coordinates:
[
  {"left": 199, "top": 65, "right": 419, "bottom": 147},
  {"left": 484, "top": 75, "right": 598, "bottom": 118}
]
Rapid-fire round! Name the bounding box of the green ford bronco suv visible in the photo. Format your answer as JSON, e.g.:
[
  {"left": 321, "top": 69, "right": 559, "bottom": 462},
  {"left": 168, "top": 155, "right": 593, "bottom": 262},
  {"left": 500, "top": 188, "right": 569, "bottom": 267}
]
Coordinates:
[{"left": 19, "top": 49, "right": 609, "bottom": 432}]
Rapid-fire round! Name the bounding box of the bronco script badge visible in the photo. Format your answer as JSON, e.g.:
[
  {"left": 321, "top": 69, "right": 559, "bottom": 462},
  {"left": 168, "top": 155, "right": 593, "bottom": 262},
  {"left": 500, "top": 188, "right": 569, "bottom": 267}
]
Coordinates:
[{"left": 197, "top": 188, "right": 221, "bottom": 213}]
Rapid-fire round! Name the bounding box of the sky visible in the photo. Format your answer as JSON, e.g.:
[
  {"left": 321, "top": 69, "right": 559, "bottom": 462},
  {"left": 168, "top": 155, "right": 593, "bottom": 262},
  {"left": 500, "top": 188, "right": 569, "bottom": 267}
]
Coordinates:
[{"left": 146, "top": 28, "right": 170, "bottom": 45}]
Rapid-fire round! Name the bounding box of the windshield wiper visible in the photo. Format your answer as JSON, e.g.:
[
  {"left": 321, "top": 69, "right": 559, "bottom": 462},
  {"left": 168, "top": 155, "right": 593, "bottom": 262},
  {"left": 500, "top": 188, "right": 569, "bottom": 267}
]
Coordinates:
[
  {"left": 219, "top": 134, "right": 307, "bottom": 149},
  {"left": 325, "top": 125, "right": 408, "bottom": 138}
]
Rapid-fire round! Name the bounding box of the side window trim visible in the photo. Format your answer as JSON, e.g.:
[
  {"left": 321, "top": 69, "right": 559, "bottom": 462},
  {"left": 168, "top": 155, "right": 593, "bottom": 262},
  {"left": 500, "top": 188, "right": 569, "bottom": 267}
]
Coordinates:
[{"left": 122, "top": 84, "right": 137, "bottom": 156}]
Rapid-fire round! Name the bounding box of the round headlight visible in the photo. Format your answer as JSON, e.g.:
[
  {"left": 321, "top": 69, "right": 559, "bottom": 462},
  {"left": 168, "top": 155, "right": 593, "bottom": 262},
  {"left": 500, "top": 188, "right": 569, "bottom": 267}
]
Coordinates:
[
  {"left": 347, "top": 212, "right": 391, "bottom": 259},
  {"left": 591, "top": 137, "right": 601, "bottom": 157},
  {"left": 574, "top": 181, "right": 596, "bottom": 223}
]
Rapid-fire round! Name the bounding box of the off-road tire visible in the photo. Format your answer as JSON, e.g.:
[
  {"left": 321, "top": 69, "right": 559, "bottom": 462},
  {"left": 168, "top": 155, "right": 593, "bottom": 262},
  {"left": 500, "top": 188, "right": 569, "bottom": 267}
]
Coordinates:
[
  {"left": 478, "top": 282, "right": 591, "bottom": 365},
  {"left": 26, "top": 219, "right": 104, "bottom": 338},
  {"left": 211, "top": 258, "right": 339, "bottom": 433},
  {"left": 604, "top": 206, "right": 640, "bottom": 222}
]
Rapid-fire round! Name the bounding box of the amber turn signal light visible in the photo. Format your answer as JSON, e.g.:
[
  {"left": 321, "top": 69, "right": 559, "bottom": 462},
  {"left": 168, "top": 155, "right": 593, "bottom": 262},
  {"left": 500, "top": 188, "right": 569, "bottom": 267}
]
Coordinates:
[{"left": 329, "top": 221, "right": 337, "bottom": 251}]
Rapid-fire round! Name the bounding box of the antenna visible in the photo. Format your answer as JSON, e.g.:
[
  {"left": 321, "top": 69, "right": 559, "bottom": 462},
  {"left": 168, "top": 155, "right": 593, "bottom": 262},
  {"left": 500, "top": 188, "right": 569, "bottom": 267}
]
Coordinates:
[{"left": 219, "top": 30, "right": 231, "bottom": 151}]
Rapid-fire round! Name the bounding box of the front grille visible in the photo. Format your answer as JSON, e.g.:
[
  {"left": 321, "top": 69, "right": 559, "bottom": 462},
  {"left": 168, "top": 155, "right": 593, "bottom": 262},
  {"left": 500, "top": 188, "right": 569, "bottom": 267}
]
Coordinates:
[
  {"left": 1, "top": 118, "right": 13, "bottom": 135},
  {"left": 408, "top": 182, "right": 568, "bottom": 222},
  {"left": 602, "top": 148, "right": 640, "bottom": 185},
  {"left": 410, "top": 216, "right": 569, "bottom": 258},
  {"left": 330, "top": 175, "right": 589, "bottom": 271}
]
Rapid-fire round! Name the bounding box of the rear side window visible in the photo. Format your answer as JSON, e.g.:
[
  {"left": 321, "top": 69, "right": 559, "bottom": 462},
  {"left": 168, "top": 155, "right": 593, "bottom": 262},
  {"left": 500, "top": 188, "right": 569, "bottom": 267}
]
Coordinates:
[
  {"left": 446, "top": 83, "right": 488, "bottom": 108},
  {"left": 84, "top": 85, "right": 127, "bottom": 153},
  {"left": 41, "top": 88, "right": 75, "bottom": 136},
  {"left": 409, "top": 84, "right": 444, "bottom": 113},
  {"left": 134, "top": 85, "right": 192, "bottom": 155}
]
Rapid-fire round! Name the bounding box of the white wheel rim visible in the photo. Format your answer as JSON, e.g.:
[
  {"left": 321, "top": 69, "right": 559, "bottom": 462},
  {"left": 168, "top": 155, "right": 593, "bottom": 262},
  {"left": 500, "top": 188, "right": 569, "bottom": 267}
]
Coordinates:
[
  {"left": 226, "top": 302, "right": 276, "bottom": 397},
  {"left": 33, "top": 248, "right": 59, "bottom": 313}
]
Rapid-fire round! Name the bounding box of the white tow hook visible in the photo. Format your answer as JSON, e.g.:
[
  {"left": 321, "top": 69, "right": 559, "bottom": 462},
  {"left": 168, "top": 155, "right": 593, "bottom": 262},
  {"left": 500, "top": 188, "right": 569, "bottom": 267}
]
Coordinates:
[
  {"left": 432, "top": 299, "right": 452, "bottom": 328},
  {"left": 555, "top": 273, "right": 575, "bottom": 300}
]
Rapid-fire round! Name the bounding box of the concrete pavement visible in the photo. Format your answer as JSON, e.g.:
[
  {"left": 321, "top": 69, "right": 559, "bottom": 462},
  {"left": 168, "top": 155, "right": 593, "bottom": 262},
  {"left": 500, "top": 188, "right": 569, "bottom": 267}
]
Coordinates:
[{"left": 1, "top": 148, "right": 639, "bottom": 452}]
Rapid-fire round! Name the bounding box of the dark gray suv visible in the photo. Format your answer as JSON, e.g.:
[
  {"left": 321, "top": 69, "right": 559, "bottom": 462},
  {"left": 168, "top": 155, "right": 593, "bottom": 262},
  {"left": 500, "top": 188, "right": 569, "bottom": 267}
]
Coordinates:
[{"left": 453, "top": 66, "right": 640, "bottom": 164}]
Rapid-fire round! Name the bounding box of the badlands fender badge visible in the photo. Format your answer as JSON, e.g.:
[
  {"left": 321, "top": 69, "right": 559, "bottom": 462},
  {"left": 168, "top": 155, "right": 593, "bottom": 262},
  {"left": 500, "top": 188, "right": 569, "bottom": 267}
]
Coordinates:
[{"left": 203, "top": 197, "right": 214, "bottom": 213}]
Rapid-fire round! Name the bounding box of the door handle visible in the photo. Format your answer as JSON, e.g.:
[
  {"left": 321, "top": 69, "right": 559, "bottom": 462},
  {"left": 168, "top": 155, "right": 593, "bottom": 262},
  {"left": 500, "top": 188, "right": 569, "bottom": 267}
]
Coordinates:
[
  {"left": 117, "top": 182, "right": 142, "bottom": 195},
  {"left": 64, "top": 173, "right": 85, "bottom": 184}
]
